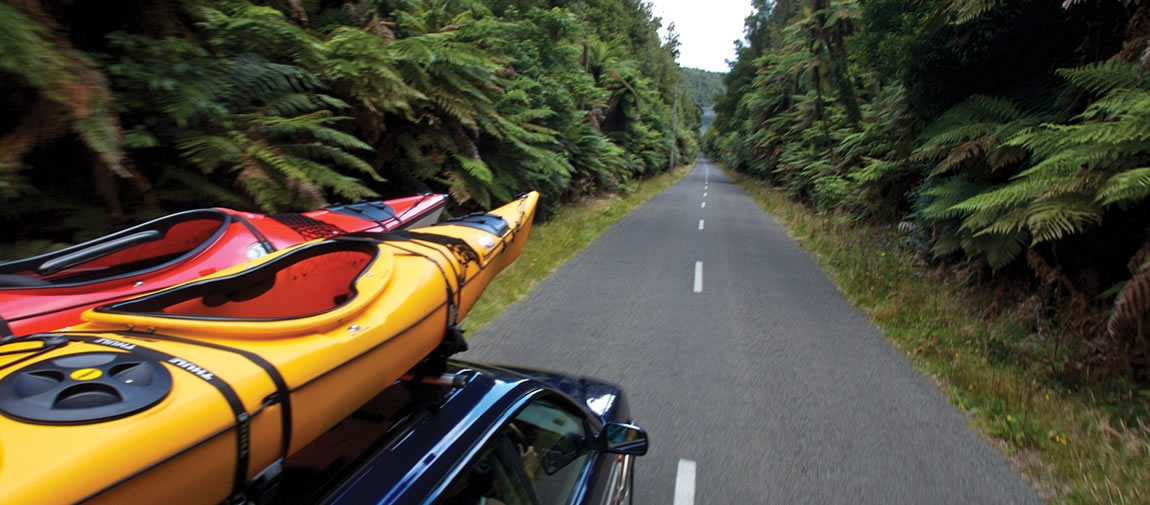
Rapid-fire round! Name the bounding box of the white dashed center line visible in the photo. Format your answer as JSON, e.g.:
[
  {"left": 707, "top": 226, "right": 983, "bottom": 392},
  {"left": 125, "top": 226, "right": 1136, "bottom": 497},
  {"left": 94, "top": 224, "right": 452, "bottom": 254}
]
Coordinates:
[
  {"left": 698, "top": 219, "right": 704, "bottom": 230},
  {"left": 675, "top": 459, "right": 697, "bottom": 505},
  {"left": 701, "top": 202, "right": 706, "bottom": 209},
  {"left": 693, "top": 262, "right": 703, "bottom": 293}
]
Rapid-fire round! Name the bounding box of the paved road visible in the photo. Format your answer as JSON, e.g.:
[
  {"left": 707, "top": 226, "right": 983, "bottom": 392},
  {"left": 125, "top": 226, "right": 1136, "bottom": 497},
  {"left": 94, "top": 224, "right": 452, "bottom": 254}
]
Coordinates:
[{"left": 463, "top": 156, "right": 1040, "bottom": 505}]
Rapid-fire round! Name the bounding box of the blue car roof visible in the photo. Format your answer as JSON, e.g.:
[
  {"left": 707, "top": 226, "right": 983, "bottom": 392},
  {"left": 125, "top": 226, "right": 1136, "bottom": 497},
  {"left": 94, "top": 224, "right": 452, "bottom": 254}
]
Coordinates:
[{"left": 273, "top": 360, "right": 625, "bottom": 505}]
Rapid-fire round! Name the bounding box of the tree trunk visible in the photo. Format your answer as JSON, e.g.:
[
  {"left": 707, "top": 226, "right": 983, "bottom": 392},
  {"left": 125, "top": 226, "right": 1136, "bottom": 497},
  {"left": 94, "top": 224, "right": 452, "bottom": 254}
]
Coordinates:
[{"left": 812, "top": 0, "right": 860, "bottom": 126}]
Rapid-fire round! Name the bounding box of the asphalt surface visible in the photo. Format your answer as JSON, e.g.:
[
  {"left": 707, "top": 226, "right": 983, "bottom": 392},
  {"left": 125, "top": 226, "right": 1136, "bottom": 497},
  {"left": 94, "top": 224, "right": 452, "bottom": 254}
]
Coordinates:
[{"left": 463, "top": 155, "right": 1040, "bottom": 505}]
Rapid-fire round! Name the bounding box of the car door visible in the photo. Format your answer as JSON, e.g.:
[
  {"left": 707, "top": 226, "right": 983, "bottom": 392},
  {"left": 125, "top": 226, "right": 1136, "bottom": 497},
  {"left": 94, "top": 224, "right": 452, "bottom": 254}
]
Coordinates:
[{"left": 433, "top": 394, "right": 600, "bottom": 505}]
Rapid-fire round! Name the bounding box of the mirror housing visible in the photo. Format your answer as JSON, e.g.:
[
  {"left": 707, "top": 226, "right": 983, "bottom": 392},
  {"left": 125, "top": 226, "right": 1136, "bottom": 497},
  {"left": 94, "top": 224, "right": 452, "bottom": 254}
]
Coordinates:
[{"left": 600, "top": 423, "right": 649, "bottom": 456}]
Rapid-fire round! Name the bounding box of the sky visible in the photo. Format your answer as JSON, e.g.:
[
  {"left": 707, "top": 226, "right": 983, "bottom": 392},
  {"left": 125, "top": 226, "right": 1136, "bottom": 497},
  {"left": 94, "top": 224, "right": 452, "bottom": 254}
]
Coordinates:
[{"left": 646, "top": 0, "right": 755, "bottom": 73}]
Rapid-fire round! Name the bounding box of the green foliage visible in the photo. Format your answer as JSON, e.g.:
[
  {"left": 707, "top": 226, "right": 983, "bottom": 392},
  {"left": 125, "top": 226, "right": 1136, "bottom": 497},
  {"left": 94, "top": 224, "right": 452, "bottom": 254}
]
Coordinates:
[
  {"left": 707, "top": 0, "right": 1150, "bottom": 386},
  {"left": 2, "top": 0, "right": 698, "bottom": 235},
  {"left": 0, "top": 2, "right": 127, "bottom": 180},
  {"left": 105, "top": 32, "right": 380, "bottom": 212},
  {"left": 0, "top": 4, "right": 66, "bottom": 99}
]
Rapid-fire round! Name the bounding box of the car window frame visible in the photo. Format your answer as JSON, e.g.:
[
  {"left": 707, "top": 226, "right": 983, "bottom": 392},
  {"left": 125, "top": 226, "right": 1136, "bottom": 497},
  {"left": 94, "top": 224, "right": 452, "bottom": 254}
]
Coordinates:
[
  {"left": 509, "top": 396, "right": 595, "bottom": 505},
  {"left": 433, "top": 432, "right": 541, "bottom": 505},
  {"left": 423, "top": 388, "right": 601, "bottom": 505}
]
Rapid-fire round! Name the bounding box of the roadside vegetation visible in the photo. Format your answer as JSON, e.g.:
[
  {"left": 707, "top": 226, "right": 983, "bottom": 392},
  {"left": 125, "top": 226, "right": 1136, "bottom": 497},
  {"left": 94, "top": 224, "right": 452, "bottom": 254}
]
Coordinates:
[
  {"left": 706, "top": 1, "right": 1150, "bottom": 502},
  {"left": 728, "top": 168, "right": 1148, "bottom": 504},
  {"left": 0, "top": 0, "right": 700, "bottom": 258}
]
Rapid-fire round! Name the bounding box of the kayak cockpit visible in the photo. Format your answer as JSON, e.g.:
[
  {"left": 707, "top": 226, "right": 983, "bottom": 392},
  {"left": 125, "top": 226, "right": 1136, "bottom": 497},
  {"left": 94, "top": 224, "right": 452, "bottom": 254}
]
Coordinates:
[
  {"left": 0, "top": 210, "right": 231, "bottom": 287},
  {"left": 96, "top": 240, "right": 382, "bottom": 321}
]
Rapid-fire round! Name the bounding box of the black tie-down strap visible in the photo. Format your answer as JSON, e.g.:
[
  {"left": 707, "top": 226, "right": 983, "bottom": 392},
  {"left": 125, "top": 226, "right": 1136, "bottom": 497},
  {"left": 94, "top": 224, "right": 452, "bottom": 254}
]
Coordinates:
[
  {"left": 407, "top": 324, "right": 467, "bottom": 379},
  {"left": 69, "top": 335, "right": 254, "bottom": 504},
  {"left": 25, "top": 331, "right": 292, "bottom": 505},
  {"left": 348, "top": 232, "right": 480, "bottom": 374},
  {"left": 113, "top": 330, "right": 293, "bottom": 466},
  {"left": 360, "top": 231, "right": 481, "bottom": 266},
  {"left": 350, "top": 230, "right": 481, "bottom": 315}
]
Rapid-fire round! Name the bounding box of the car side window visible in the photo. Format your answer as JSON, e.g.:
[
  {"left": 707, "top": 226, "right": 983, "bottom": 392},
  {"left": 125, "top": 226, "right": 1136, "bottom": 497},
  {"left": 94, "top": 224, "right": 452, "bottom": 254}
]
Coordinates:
[
  {"left": 435, "top": 396, "right": 592, "bottom": 505},
  {"left": 435, "top": 437, "right": 534, "bottom": 505},
  {"left": 505, "top": 398, "right": 590, "bottom": 505}
]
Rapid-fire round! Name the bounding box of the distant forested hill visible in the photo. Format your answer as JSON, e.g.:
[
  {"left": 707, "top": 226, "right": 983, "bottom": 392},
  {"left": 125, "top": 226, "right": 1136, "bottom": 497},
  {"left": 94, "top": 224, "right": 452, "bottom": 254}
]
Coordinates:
[{"left": 681, "top": 67, "right": 726, "bottom": 107}]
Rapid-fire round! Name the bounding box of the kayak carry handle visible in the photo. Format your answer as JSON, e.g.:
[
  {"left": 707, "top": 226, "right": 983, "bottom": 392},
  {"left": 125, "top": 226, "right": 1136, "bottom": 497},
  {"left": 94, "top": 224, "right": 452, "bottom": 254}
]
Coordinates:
[{"left": 37, "top": 230, "right": 163, "bottom": 276}]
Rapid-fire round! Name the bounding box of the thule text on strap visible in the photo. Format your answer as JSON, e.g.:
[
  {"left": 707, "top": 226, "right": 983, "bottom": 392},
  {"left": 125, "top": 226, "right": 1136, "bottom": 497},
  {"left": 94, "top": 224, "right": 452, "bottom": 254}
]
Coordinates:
[
  {"left": 168, "top": 358, "right": 215, "bottom": 381},
  {"left": 94, "top": 337, "right": 136, "bottom": 350}
]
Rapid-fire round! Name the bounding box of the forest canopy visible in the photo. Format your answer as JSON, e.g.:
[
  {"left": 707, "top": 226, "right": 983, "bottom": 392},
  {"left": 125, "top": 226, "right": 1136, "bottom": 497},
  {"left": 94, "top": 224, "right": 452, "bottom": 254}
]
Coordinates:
[{"left": 0, "top": 0, "right": 700, "bottom": 254}]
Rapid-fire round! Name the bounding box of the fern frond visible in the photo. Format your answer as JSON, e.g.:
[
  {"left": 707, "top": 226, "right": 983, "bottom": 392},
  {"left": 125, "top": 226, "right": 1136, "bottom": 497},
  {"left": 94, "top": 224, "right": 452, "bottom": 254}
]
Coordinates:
[
  {"left": 1022, "top": 194, "right": 1102, "bottom": 243},
  {"left": 284, "top": 155, "right": 378, "bottom": 201},
  {"left": 1079, "top": 88, "right": 1150, "bottom": 120},
  {"left": 390, "top": 37, "right": 436, "bottom": 65},
  {"left": 280, "top": 144, "right": 380, "bottom": 180},
  {"left": 261, "top": 93, "right": 340, "bottom": 117},
  {"left": 1056, "top": 62, "right": 1144, "bottom": 96},
  {"left": 850, "top": 158, "right": 905, "bottom": 184},
  {"left": 932, "top": 138, "right": 990, "bottom": 176},
  {"left": 177, "top": 136, "right": 244, "bottom": 173},
  {"left": 1056, "top": 117, "right": 1150, "bottom": 146},
  {"left": 948, "top": 0, "right": 1000, "bottom": 24},
  {"left": 452, "top": 154, "right": 494, "bottom": 183},
  {"left": 988, "top": 146, "right": 1029, "bottom": 171},
  {"left": 1012, "top": 144, "right": 1121, "bottom": 182},
  {"left": 198, "top": 4, "right": 322, "bottom": 68},
  {"left": 1108, "top": 242, "right": 1150, "bottom": 339},
  {"left": 235, "top": 157, "right": 286, "bottom": 212},
  {"left": 973, "top": 199, "right": 1032, "bottom": 233},
  {"left": 73, "top": 97, "right": 128, "bottom": 177},
  {"left": 1098, "top": 167, "right": 1150, "bottom": 206},
  {"left": 930, "top": 222, "right": 966, "bottom": 256},
  {"left": 244, "top": 139, "right": 310, "bottom": 183},
  {"left": 961, "top": 95, "right": 1025, "bottom": 123},
  {"left": 951, "top": 179, "right": 1045, "bottom": 215},
  {"left": 0, "top": 3, "right": 73, "bottom": 105},
  {"left": 981, "top": 231, "right": 1028, "bottom": 271}
]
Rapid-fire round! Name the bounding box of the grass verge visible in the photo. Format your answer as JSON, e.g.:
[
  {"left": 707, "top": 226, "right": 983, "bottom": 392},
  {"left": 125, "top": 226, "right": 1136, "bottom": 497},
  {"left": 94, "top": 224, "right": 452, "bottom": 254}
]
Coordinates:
[
  {"left": 464, "top": 163, "right": 693, "bottom": 333},
  {"left": 723, "top": 169, "right": 1149, "bottom": 505}
]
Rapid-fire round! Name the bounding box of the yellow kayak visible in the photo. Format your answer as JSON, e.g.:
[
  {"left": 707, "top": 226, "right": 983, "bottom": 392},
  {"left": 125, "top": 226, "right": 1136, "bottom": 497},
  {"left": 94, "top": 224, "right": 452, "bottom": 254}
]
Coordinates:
[{"left": 0, "top": 192, "right": 538, "bottom": 505}]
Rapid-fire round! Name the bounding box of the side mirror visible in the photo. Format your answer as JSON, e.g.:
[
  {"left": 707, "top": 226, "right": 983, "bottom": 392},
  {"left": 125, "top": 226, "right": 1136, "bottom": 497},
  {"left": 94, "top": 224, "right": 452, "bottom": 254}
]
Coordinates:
[{"left": 601, "top": 423, "right": 649, "bottom": 456}]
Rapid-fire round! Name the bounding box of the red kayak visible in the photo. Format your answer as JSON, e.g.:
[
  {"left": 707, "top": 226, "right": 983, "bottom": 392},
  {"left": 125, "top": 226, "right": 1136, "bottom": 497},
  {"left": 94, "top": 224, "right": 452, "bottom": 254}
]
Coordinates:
[{"left": 0, "top": 194, "right": 447, "bottom": 335}]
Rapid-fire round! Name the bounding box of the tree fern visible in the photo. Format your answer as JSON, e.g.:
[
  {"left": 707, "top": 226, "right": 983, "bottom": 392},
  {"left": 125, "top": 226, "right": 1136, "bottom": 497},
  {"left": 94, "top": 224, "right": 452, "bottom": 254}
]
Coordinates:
[
  {"left": 1021, "top": 194, "right": 1103, "bottom": 243},
  {"left": 0, "top": 2, "right": 129, "bottom": 181},
  {"left": 197, "top": 2, "right": 324, "bottom": 68},
  {"left": 1108, "top": 242, "right": 1150, "bottom": 343},
  {"left": 108, "top": 30, "right": 381, "bottom": 211},
  {"left": 977, "top": 63, "right": 1150, "bottom": 241},
  {"left": 321, "top": 26, "right": 424, "bottom": 117}
]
